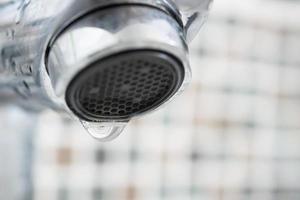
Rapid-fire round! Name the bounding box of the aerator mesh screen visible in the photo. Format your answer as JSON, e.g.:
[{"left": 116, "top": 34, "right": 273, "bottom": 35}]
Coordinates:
[{"left": 66, "top": 50, "right": 184, "bottom": 121}]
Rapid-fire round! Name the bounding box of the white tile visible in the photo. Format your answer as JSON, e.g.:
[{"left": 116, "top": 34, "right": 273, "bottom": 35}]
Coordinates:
[
  {"left": 164, "top": 160, "right": 191, "bottom": 188},
  {"left": 252, "top": 29, "right": 281, "bottom": 63},
  {"left": 133, "top": 161, "right": 161, "bottom": 189},
  {"left": 164, "top": 125, "right": 193, "bottom": 158},
  {"left": 253, "top": 96, "right": 277, "bottom": 127},
  {"left": 225, "top": 94, "right": 255, "bottom": 123},
  {"left": 195, "top": 160, "right": 223, "bottom": 189},
  {"left": 195, "top": 126, "right": 224, "bottom": 156},
  {"left": 276, "top": 131, "right": 300, "bottom": 158},
  {"left": 251, "top": 129, "right": 276, "bottom": 158},
  {"left": 196, "top": 91, "right": 228, "bottom": 121},
  {"left": 250, "top": 161, "right": 275, "bottom": 190},
  {"left": 276, "top": 162, "right": 300, "bottom": 189},
  {"left": 278, "top": 99, "right": 300, "bottom": 128},
  {"left": 221, "top": 160, "right": 248, "bottom": 190},
  {"left": 223, "top": 127, "right": 252, "bottom": 157},
  {"left": 285, "top": 33, "right": 300, "bottom": 65},
  {"left": 280, "top": 66, "right": 300, "bottom": 96}
]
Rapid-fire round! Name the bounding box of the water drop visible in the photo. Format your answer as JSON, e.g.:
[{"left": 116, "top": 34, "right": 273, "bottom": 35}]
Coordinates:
[{"left": 81, "top": 120, "right": 127, "bottom": 142}]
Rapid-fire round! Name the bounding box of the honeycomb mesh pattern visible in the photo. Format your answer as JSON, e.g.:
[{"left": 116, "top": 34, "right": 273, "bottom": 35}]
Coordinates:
[{"left": 66, "top": 50, "right": 184, "bottom": 121}]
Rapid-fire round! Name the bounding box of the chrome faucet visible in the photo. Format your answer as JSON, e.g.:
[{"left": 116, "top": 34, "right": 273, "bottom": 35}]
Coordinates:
[{"left": 0, "top": 0, "right": 213, "bottom": 141}]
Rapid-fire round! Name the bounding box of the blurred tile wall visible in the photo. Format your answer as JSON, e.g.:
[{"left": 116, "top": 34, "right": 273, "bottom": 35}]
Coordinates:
[{"left": 1, "top": 0, "right": 300, "bottom": 199}]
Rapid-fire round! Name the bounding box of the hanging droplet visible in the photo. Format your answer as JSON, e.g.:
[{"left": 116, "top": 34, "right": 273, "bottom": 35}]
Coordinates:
[{"left": 80, "top": 120, "right": 127, "bottom": 142}]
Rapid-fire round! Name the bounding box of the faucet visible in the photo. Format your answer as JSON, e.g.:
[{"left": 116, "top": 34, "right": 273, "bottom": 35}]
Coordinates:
[{"left": 0, "top": 0, "right": 213, "bottom": 141}]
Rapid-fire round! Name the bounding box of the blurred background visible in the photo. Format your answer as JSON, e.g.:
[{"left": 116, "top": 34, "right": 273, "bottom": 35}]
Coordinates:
[{"left": 1, "top": 0, "right": 300, "bottom": 199}]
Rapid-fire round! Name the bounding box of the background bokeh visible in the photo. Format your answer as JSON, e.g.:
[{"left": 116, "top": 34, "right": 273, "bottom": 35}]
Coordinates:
[{"left": 1, "top": 0, "right": 300, "bottom": 199}]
